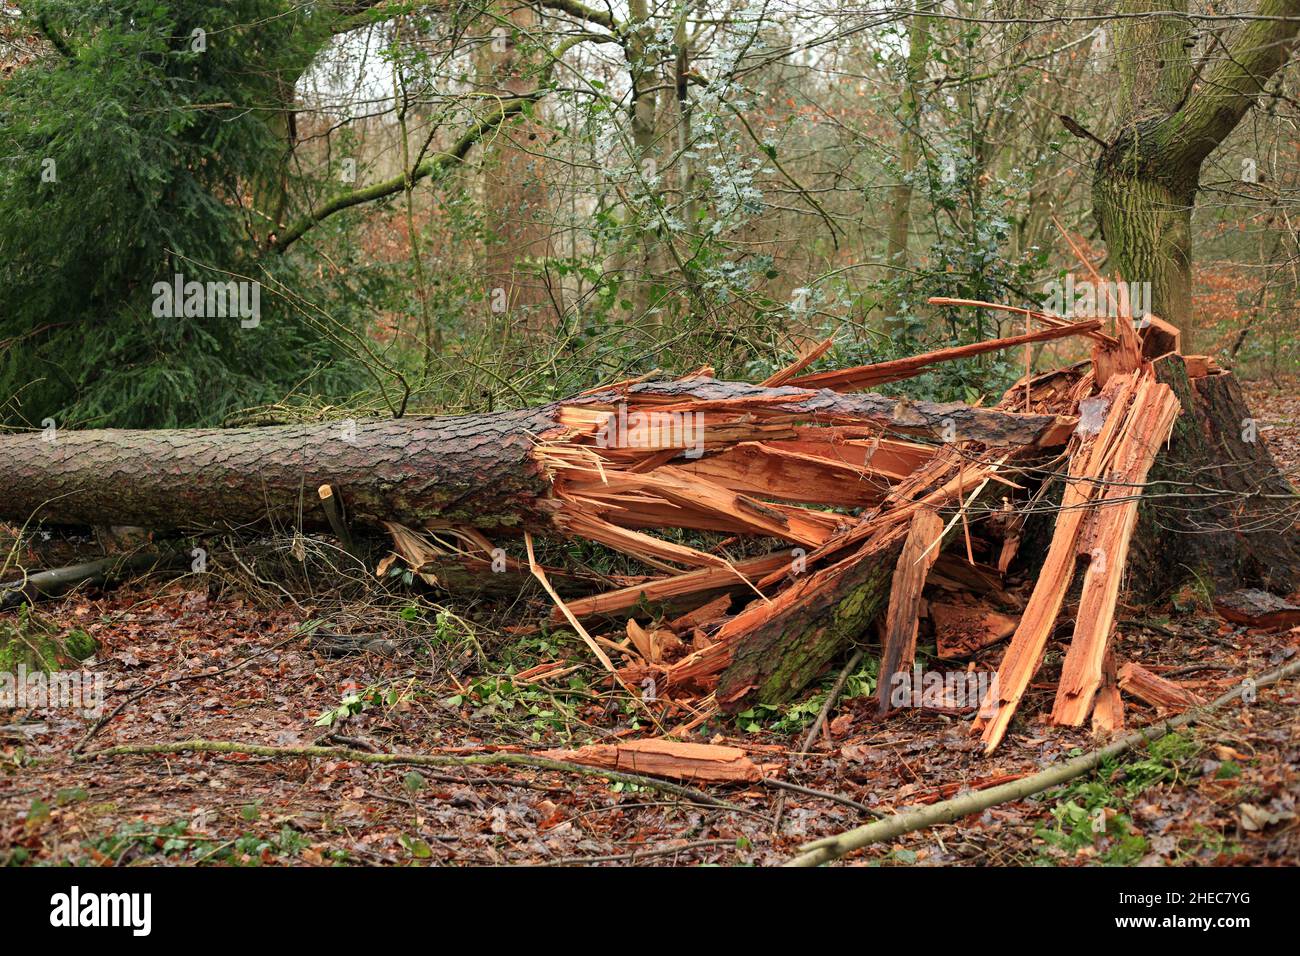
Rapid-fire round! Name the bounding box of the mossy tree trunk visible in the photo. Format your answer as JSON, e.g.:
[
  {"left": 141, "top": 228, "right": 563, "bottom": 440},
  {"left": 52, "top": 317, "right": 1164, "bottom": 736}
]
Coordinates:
[{"left": 1091, "top": 0, "right": 1300, "bottom": 344}]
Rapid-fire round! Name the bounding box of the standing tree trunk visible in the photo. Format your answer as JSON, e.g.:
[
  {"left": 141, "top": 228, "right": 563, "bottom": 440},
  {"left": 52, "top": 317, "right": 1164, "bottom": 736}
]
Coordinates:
[
  {"left": 884, "top": 3, "right": 932, "bottom": 270},
  {"left": 476, "top": 1, "right": 554, "bottom": 333},
  {"left": 1091, "top": 0, "right": 1300, "bottom": 343}
]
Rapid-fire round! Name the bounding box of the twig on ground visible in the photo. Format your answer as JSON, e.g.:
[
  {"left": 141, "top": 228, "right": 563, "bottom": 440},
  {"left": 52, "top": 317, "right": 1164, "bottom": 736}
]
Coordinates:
[
  {"left": 548, "top": 838, "right": 741, "bottom": 865},
  {"left": 72, "top": 630, "right": 310, "bottom": 754},
  {"left": 772, "top": 648, "right": 865, "bottom": 830},
  {"left": 80, "top": 738, "right": 742, "bottom": 809},
  {"left": 784, "top": 657, "right": 1300, "bottom": 866},
  {"left": 762, "top": 777, "right": 885, "bottom": 818}
]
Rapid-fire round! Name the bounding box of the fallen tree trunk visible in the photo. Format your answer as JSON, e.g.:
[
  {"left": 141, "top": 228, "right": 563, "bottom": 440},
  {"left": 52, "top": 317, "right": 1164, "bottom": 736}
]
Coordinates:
[
  {"left": 0, "top": 408, "right": 562, "bottom": 533},
  {"left": 0, "top": 378, "right": 1069, "bottom": 534},
  {"left": 4, "top": 315, "right": 1291, "bottom": 737},
  {"left": 0, "top": 368, "right": 1072, "bottom": 716}
]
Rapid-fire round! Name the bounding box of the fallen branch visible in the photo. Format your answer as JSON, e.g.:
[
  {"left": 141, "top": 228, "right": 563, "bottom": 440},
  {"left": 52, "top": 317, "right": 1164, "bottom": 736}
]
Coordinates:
[
  {"left": 81, "top": 738, "right": 739, "bottom": 809},
  {"left": 784, "top": 657, "right": 1300, "bottom": 866},
  {"left": 761, "top": 777, "right": 885, "bottom": 819},
  {"left": 550, "top": 838, "right": 740, "bottom": 865},
  {"left": 1, "top": 549, "right": 188, "bottom": 609}
]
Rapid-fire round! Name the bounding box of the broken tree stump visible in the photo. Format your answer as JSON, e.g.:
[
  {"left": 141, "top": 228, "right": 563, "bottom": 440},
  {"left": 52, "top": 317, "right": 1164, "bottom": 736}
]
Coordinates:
[{"left": 1132, "top": 353, "right": 1300, "bottom": 598}]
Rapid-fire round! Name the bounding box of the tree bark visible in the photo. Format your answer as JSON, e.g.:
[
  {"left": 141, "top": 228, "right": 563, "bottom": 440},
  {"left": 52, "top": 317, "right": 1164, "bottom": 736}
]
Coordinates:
[
  {"left": 476, "top": 1, "right": 554, "bottom": 332},
  {"left": 1092, "top": 0, "right": 1300, "bottom": 342},
  {"left": 884, "top": 4, "right": 932, "bottom": 270},
  {"left": 0, "top": 407, "right": 562, "bottom": 534},
  {"left": 1131, "top": 355, "right": 1300, "bottom": 596},
  {"left": 0, "top": 378, "right": 1068, "bottom": 535}
]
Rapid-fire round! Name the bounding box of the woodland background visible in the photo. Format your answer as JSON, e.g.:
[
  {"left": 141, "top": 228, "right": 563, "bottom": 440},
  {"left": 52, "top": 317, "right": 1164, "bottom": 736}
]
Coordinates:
[
  {"left": 1, "top": 0, "right": 1297, "bottom": 431},
  {"left": 2, "top": 0, "right": 1299, "bottom": 869}
]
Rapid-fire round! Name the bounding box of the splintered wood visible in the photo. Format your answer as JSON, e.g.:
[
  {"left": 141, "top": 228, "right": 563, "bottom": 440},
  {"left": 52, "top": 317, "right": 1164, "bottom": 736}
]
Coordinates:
[
  {"left": 373, "top": 300, "right": 1272, "bottom": 768},
  {"left": 877, "top": 509, "right": 945, "bottom": 712},
  {"left": 540, "top": 739, "right": 778, "bottom": 784},
  {"left": 1117, "top": 663, "right": 1206, "bottom": 714},
  {"left": 1050, "top": 377, "right": 1183, "bottom": 725},
  {"left": 976, "top": 334, "right": 1183, "bottom": 750}
]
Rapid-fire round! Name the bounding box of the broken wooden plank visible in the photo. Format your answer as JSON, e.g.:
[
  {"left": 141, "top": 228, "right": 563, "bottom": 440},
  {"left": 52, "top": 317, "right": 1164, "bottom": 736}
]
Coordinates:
[
  {"left": 539, "top": 738, "right": 777, "bottom": 783},
  {"left": 1051, "top": 376, "right": 1183, "bottom": 726},
  {"left": 877, "top": 509, "right": 945, "bottom": 712},
  {"left": 1118, "top": 662, "right": 1206, "bottom": 714}
]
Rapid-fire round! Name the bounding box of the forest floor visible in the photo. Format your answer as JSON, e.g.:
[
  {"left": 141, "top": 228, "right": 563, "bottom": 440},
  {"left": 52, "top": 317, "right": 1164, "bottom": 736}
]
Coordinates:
[{"left": 2, "top": 381, "right": 1298, "bottom": 867}]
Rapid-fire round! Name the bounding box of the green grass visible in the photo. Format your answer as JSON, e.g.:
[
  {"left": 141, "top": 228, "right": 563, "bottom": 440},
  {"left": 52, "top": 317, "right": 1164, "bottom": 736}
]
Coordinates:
[{"left": 1032, "top": 731, "right": 1204, "bottom": 865}]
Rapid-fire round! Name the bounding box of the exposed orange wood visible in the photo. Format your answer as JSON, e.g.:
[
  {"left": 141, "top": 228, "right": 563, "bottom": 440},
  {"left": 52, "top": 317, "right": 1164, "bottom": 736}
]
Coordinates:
[
  {"left": 1051, "top": 377, "right": 1182, "bottom": 726},
  {"left": 1118, "top": 662, "right": 1206, "bottom": 714},
  {"left": 555, "top": 552, "right": 789, "bottom": 621},
  {"left": 1139, "top": 316, "right": 1182, "bottom": 360},
  {"left": 788, "top": 320, "right": 1102, "bottom": 393},
  {"left": 779, "top": 435, "right": 934, "bottom": 479},
  {"left": 1091, "top": 305, "right": 1145, "bottom": 388},
  {"left": 667, "top": 593, "right": 733, "bottom": 633},
  {"left": 877, "top": 509, "right": 946, "bottom": 712},
  {"left": 539, "top": 738, "right": 778, "bottom": 783},
  {"left": 762, "top": 334, "right": 837, "bottom": 387},
  {"left": 615, "top": 466, "right": 842, "bottom": 547},
  {"left": 976, "top": 371, "right": 1141, "bottom": 752},
  {"left": 524, "top": 532, "right": 616, "bottom": 673},
  {"left": 1091, "top": 648, "right": 1125, "bottom": 734},
  {"left": 927, "top": 296, "right": 1117, "bottom": 346},
  {"left": 665, "top": 523, "right": 909, "bottom": 701},
  {"left": 675, "top": 441, "right": 891, "bottom": 507},
  {"left": 557, "top": 509, "right": 731, "bottom": 570}
]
